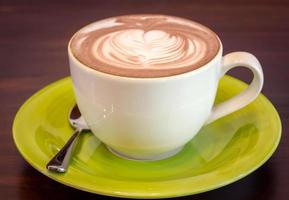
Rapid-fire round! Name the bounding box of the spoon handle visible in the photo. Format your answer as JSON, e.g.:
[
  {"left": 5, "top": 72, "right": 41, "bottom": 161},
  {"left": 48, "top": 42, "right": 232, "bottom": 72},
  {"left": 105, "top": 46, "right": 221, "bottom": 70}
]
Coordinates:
[{"left": 46, "top": 129, "right": 82, "bottom": 173}]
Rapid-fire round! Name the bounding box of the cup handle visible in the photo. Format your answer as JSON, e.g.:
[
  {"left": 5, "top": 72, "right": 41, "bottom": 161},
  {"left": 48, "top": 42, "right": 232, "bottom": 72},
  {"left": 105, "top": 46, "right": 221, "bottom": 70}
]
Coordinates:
[{"left": 206, "top": 52, "right": 264, "bottom": 124}]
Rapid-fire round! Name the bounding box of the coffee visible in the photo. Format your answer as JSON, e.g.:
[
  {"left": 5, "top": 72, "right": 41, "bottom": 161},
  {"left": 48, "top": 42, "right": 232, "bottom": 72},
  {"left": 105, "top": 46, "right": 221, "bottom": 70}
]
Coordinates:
[{"left": 70, "top": 14, "right": 220, "bottom": 78}]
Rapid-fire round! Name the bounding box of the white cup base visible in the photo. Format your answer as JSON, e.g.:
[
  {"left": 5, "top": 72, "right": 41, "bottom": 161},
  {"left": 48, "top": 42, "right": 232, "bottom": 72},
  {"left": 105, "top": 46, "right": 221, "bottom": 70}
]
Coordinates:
[{"left": 106, "top": 145, "right": 184, "bottom": 161}]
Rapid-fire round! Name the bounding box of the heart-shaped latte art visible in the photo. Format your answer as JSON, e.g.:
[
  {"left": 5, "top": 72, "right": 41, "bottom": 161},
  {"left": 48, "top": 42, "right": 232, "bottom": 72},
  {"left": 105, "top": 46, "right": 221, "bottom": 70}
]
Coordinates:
[{"left": 91, "top": 29, "right": 206, "bottom": 69}]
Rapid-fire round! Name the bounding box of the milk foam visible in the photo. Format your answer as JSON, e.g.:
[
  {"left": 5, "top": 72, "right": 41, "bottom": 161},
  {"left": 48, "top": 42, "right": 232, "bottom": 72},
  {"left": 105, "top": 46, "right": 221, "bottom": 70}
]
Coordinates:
[{"left": 70, "top": 15, "right": 219, "bottom": 77}]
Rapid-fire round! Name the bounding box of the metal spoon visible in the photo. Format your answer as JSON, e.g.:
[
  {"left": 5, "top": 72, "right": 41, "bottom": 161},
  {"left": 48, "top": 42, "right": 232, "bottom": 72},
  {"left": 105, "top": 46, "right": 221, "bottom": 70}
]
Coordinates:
[{"left": 46, "top": 105, "right": 89, "bottom": 173}]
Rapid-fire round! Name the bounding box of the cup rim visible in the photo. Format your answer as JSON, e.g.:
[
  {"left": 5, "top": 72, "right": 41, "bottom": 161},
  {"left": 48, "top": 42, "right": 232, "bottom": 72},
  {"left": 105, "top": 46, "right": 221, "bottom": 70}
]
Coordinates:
[{"left": 68, "top": 15, "right": 223, "bottom": 82}]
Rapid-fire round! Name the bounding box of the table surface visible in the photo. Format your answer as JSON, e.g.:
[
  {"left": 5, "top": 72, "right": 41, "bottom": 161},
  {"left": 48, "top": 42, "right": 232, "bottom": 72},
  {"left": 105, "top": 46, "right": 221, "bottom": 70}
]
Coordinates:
[{"left": 1, "top": 0, "right": 289, "bottom": 199}]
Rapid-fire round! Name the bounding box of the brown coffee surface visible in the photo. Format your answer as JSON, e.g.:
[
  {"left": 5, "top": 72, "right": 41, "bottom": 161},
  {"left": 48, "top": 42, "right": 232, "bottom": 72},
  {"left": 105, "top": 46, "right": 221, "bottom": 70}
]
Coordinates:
[{"left": 70, "top": 14, "right": 220, "bottom": 78}]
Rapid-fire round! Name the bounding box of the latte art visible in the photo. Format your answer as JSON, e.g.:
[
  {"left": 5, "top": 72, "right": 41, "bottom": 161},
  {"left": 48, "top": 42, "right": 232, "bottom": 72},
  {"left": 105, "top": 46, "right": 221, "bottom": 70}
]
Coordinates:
[
  {"left": 70, "top": 15, "right": 220, "bottom": 77},
  {"left": 93, "top": 29, "right": 205, "bottom": 68}
]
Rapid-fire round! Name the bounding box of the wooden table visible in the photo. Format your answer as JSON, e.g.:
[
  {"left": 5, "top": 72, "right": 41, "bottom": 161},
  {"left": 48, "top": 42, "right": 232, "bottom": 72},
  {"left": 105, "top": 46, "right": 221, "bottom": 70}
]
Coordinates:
[{"left": 1, "top": 0, "right": 288, "bottom": 199}]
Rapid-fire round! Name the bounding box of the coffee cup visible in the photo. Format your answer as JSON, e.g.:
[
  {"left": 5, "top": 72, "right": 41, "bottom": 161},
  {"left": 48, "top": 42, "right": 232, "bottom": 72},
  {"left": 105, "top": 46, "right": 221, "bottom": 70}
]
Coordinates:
[{"left": 68, "top": 15, "right": 263, "bottom": 160}]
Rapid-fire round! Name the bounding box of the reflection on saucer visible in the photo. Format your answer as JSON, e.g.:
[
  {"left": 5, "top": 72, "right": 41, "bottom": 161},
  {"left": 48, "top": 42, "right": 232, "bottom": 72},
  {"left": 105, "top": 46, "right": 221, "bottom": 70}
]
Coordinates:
[
  {"left": 191, "top": 122, "right": 258, "bottom": 162},
  {"left": 74, "top": 133, "right": 101, "bottom": 162}
]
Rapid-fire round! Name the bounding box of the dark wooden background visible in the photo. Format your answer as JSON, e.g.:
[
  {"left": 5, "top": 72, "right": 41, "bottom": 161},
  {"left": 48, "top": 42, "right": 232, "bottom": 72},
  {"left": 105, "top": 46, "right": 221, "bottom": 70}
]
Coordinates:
[{"left": 1, "top": 0, "right": 289, "bottom": 199}]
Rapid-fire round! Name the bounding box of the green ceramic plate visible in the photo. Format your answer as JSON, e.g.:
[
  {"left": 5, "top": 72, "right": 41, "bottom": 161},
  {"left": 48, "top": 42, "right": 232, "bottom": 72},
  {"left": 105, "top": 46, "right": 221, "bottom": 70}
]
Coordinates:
[{"left": 13, "top": 76, "right": 281, "bottom": 199}]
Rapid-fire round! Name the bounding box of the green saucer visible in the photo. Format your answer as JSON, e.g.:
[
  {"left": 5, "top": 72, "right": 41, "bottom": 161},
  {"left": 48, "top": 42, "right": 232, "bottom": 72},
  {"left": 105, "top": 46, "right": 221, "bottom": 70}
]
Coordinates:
[{"left": 13, "top": 76, "right": 281, "bottom": 199}]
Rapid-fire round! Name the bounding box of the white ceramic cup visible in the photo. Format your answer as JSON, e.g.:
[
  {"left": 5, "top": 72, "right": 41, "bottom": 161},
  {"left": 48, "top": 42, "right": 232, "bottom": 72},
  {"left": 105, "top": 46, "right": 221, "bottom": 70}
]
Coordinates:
[{"left": 68, "top": 33, "right": 263, "bottom": 161}]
